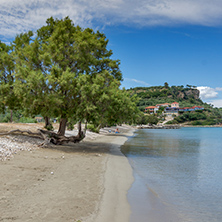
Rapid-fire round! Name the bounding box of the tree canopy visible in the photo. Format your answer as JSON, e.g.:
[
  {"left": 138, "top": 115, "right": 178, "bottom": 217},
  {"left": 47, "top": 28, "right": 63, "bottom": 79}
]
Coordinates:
[{"left": 0, "top": 17, "right": 139, "bottom": 141}]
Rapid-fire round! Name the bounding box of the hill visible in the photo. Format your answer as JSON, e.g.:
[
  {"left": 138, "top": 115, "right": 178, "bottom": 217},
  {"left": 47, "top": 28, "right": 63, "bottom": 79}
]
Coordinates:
[
  {"left": 127, "top": 84, "right": 207, "bottom": 111},
  {"left": 127, "top": 83, "right": 222, "bottom": 126}
]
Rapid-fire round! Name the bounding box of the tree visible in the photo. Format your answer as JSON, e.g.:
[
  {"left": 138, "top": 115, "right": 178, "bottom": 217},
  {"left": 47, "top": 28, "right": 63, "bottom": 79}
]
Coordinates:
[
  {"left": 1, "top": 17, "right": 138, "bottom": 144},
  {"left": 186, "top": 84, "right": 192, "bottom": 89},
  {"left": 164, "top": 82, "right": 169, "bottom": 89},
  {"left": 0, "top": 41, "right": 17, "bottom": 115}
]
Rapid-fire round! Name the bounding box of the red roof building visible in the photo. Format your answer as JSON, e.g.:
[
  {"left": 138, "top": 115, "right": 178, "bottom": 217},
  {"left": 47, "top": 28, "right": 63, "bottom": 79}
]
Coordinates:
[{"left": 145, "top": 106, "right": 158, "bottom": 114}]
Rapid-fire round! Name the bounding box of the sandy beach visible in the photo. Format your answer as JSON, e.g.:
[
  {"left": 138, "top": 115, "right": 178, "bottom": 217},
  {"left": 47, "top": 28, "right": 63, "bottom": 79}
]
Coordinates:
[{"left": 0, "top": 123, "right": 135, "bottom": 222}]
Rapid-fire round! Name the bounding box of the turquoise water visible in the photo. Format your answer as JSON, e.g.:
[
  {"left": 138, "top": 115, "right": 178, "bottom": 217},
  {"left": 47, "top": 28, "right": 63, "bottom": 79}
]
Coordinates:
[{"left": 121, "top": 127, "right": 222, "bottom": 222}]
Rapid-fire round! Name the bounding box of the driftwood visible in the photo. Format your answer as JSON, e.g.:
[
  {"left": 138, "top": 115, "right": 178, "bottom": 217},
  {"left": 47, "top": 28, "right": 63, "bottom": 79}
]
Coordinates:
[{"left": 0, "top": 128, "right": 85, "bottom": 146}]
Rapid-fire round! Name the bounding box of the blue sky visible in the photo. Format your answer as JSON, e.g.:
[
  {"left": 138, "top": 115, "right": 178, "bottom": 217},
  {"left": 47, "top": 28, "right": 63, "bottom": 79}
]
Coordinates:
[{"left": 1, "top": 0, "right": 222, "bottom": 107}]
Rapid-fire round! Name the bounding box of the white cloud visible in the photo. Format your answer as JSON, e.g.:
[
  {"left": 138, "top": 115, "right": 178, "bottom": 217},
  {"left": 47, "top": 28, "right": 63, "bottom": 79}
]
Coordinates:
[
  {"left": 1, "top": 0, "right": 222, "bottom": 40},
  {"left": 215, "top": 87, "right": 222, "bottom": 91},
  {"left": 124, "top": 78, "right": 150, "bottom": 86},
  {"left": 197, "top": 86, "right": 218, "bottom": 99},
  {"left": 208, "top": 99, "right": 222, "bottom": 108},
  {"left": 197, "top": 86, "right": 222, "bottom": 107}
]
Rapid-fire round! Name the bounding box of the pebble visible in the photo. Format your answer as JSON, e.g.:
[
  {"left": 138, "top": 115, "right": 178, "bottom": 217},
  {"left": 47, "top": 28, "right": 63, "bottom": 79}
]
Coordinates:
[{"left": 0, "top": 135, "right": 41, "bottom": 161}]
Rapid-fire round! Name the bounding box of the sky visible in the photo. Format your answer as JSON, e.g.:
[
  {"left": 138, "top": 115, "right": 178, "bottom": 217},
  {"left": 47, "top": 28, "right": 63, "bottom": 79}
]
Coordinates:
[{"left": 1, "top": 0, "right": 222, "bottom": 107}]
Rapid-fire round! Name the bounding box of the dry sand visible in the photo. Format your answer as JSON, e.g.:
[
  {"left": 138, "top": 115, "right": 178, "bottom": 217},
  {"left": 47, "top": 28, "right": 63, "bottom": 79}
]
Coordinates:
[{"left": 0, "top": 123, "right": 135, "bottom": 222}]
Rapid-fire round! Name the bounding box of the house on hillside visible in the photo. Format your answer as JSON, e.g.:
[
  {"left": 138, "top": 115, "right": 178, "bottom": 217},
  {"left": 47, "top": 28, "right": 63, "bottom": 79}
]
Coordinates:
[
  {"left": 171, "top": 102, "right": 179, "bottom": 108},
  {"left": 179, "top": 106, "right": 204, "bottom": 112},
  {"left": 145, "top": 106, "right": 159, "bottom": 114},
  {"left": 192, "top": 106, "right": 204, "bottom": 111},
  {"left": 164, "top": 107, "right": 179, "bottom": 116}
]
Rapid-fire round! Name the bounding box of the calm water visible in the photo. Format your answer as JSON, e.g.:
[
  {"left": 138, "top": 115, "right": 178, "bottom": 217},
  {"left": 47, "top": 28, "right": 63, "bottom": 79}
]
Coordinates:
[{"left": 121, "top": 127, "right": 222, "bottom": 222}]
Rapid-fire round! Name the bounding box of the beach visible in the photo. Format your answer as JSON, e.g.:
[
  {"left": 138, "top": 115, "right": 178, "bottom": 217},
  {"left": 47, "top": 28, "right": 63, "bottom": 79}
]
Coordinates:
[{"left": 0, "top": 123, "right": 134, "bottom": 222}]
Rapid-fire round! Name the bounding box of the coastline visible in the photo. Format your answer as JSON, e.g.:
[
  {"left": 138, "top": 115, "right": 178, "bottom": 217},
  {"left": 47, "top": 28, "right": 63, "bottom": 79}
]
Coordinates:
[
  {"left": 90, "top": 127, "right": 135, "bottom": 222},
  {"left": 0, "top": 123, "right": 135, "bottom": 222},
  {"left": 182, "top": 124, "right": 222, "bottom": 127}
]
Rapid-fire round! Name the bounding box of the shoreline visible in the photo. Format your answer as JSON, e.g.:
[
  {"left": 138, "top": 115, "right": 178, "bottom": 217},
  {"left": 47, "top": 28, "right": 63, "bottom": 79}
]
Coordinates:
[
  {"left": 0, "top": 123, "right": 135, "bottom": 222},
  {"left": 182, "top": 124, "right": 222, "bottom": 127},
  {"left": 90, "top": 127, "right": 135, "bottom": 222}
]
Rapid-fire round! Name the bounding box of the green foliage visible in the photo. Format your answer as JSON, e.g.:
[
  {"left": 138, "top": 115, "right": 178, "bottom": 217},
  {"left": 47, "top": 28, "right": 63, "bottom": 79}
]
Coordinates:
[
  {"left": 174, "top": 111, "right": 207, "bottom": 123},
  {"left": 135, "top": 113, "right": 159, "bottom": 125},
  {"left": 127, "top": 84, "right": 206, "bottom": 112},
  {"left": 0, "top": 17, "right": 139, "bottom": 134},
  {"left": 87, "top": 124, "right": 100, "bottom": 133},
  {"left": 0, "top": 41, "right": 20, "bottom": 113},
  {"left": 44, "top": 123, "right": 54, "bottom": 131},
  {"left": 126, "top": 84, "right": 222, "bottom": 125},
  {"left": 0, "top": 113, "right": 11, "bottom": 122},
  {"left": 17, "top": 117, "right": 37, "bottom": 123},
  {"left": 67, "top": 119, "right": 75, "bottom": 130},
  {"left": 166, "top": 120, "right": 179, "bottom": 124},
  {"left": 171, "top": 109, "right": 222, "bottom": 125},
  {"left": 0, "top": 110, "right": 37, "bottom": 123}
]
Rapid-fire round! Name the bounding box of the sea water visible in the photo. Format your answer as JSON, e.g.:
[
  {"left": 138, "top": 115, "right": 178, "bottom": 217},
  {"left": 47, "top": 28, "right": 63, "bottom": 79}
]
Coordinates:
[{"left": 121, "top": 127, "right": 222, "bottom": 222}]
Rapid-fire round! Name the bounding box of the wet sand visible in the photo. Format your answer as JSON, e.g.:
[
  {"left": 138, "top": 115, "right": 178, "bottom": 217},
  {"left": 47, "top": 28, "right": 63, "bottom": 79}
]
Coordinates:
[{"left": 0, "top": 123, "right": 134, "bottom": 222}]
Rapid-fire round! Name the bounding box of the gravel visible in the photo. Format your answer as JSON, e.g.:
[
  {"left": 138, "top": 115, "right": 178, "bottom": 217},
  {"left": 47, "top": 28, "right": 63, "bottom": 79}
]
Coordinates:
[{"left": 0, "top": 135, "right": 42, "bottom": 161}]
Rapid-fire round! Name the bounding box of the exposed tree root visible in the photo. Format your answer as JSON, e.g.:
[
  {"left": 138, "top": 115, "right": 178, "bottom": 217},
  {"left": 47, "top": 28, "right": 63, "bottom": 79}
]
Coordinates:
[
  {"left": 0, "top": 129, "right": 42, "bottom": 138},
  {"left": 0, "top": 129, "right": 85, "bottom": 147}
]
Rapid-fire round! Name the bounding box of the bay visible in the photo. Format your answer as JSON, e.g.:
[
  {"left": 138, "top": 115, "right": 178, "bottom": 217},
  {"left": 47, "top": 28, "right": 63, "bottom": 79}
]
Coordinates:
[{"left": 121, "top": 127, "right": 222, "bottom": 222}]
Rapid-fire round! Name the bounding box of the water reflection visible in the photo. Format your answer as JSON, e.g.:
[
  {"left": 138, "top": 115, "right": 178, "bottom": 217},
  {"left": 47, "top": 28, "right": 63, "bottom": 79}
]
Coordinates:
[{"left": 122, "top": 128, "right": 222, "bottom": 222}]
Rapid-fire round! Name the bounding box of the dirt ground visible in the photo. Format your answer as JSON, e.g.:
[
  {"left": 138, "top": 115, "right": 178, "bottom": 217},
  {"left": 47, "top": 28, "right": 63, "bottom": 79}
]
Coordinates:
[{"left": 0, "top": 123, "right": 109, "bottom": 222}]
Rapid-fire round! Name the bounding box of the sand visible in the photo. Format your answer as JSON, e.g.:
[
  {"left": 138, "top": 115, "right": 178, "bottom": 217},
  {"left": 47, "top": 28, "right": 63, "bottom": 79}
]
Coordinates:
[{"left": 0, "top": 123, "right": 135, "bottom": 222}]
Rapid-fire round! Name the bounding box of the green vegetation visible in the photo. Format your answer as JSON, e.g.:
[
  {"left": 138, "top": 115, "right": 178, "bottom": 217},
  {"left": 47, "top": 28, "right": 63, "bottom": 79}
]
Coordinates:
[
  {"left": 0, "top": 17, "right": 139, "bottom": 138},
  {"left": 167, "top": 108, "right": 222, "bottom": 125},
  {"left": 127, "top": 83, "right": 205, "bottom": 112},
  {"left": 87, "top": 124, "right": 100, "bottom": 133},
  {"left": 0, "top": 110, "right": 37, "bottom": 123},
  {"left": 1, "top": 20, "right": 221, "bottom": 130},
  {"left": 133, "top": 112, "right": 159, "bottom": 125},
  {"left": 128, "top": 83, "right": 222, "bottom": 125}
]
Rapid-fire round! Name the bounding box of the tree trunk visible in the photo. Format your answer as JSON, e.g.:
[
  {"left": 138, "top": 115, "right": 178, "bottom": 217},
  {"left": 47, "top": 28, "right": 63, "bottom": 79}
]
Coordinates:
[
  {"left": 78, "top": 121, "right": 82, "bottom": 136},
  {"left": 44, "top": 116, "right": 53, "bottom": 130},
  {"left": 58, "top": 118, "right": 67, "bottom": 136}
]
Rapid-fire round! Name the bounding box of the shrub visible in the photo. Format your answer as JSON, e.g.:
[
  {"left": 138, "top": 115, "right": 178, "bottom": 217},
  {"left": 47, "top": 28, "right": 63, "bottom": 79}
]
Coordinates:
[
  {"left": 87, "top": 124, "right": 100, "bottom": 133},
  {"left": 166, "top": 120, "right": 178, "bottom": 124},
  {"left": 192, "top": 120, "right": 202, "bottom": 125},
  {"left": 17, "top": 117, "right": 37, "bottom": 123}
]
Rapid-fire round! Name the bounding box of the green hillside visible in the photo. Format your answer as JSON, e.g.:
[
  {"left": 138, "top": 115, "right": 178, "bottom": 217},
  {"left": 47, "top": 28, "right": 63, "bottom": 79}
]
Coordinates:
[
  {"left": 127, "top": 83, "right": 222, "bottom": 126},
  {"left": 127, "top": 83, "right": 209, "bottom": 111}
]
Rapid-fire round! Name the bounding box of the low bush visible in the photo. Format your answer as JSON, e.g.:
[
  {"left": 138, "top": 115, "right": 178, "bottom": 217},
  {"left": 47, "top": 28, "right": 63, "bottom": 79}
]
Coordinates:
[
  {"left": 16, "top": 117, "right": 37, "bottom": 123},
  {"left": 87, "top": 124, "right": 100, "bottom": 133}
]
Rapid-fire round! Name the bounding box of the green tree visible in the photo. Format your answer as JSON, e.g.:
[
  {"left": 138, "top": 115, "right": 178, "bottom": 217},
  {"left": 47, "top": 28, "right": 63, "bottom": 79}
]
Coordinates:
[
  {"left": 7, "top": 17, "right": 137, "bottom": 141},
  {"left": 164, "top": 82, "right": 169, "bottom": 89},
  {"left": 0, "top": 41, "right": 17, "bottom": 115}
]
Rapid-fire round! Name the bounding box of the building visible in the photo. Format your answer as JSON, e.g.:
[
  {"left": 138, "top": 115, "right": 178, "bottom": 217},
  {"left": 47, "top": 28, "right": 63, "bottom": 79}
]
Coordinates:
[
  {"left": 164, "top": 107, "right": 179, "bottom": 116},
  {"left": 192, "top": 106, "right": 204, "bottom": 111},
  {"left": 171, "top": 102, "right": 179, "bottom": 108},
  {"left": 179, "top": 106, "right": 204, "bottom": 112},
  {"left": 145, "top": 106, "right": 159, "bottom": 114},
  {"left": 144, "top": 101, "right": 204, "bottom": 115}
]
